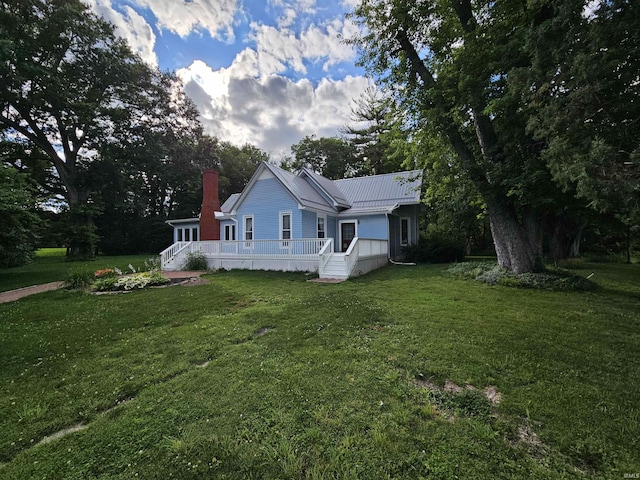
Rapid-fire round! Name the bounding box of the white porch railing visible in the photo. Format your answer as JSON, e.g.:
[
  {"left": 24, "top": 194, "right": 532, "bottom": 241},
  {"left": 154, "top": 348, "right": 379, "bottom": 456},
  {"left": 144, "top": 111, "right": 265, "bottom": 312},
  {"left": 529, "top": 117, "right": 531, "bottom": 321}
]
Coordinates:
[
  {"left": 318, "top": 237, "right": 334, "bottom": 271},
  {"left": 161, "top": 238, "right": 330, "bottom": 270},
  {"left": 344, "top": 238, "right": 388, "bottom": 278},
  {"left": 161, "top": 237, "right": 388, "bottom": 277},
  {"left": 160, "top": 241, "right": 192, "bottom": 269}
]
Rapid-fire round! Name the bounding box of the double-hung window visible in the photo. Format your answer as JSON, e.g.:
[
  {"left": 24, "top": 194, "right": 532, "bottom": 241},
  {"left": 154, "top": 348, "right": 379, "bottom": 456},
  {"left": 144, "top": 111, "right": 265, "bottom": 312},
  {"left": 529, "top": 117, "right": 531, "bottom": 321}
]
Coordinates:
[
  {"left": 280, "top": 212, "right": 291, "bottom": 248},
  {"left": 244, "top": 215, "right": 254, "bottom": 248},
  {"left": 317, "top": 216, "right": 326, "bottom": 239}
]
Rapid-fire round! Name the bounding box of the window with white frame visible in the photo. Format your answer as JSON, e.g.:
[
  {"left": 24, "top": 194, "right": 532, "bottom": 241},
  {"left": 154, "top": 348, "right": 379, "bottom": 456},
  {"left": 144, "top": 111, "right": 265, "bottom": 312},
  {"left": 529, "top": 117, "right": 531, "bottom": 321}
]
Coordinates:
[
  {"left": 244, "top": 216, "right": 254, "bottom": 247},
  {"left": 224, "top": 224, "right": 236, "bottom": 241},
  {"left": 400, "top": 217, "right": 410, "bottom": 246},
  {"left": 192, "top": 228, "right": 198, "bottom": 241},
  {"left": 317, "top": 215, "right": 325, "bottom": 239},
  {"left": 177, "top": 229, "right": 183, "bottom": 242},
  {"left": 280, "top": 212, "right": 291, "bottom": 248},
  {"left": 184, "top": 228, "right": 190, "bottom": 242}
]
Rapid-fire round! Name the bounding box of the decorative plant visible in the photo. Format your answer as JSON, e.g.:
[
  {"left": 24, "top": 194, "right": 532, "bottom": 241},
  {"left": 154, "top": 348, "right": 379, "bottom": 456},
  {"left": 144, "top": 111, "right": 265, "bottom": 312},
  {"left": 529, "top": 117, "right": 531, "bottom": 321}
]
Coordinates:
[
  {"left": 94, "top": 268, "right": 116, "bottom": 278},
  {"left": 92, "top": 272, "right": 170, "bottom": 291},
  {"left": 64, "top": 270, "right": 94, "bottom": 289},
  {"left": 184, "top": 251, "right": 208, "bottom": 271}
]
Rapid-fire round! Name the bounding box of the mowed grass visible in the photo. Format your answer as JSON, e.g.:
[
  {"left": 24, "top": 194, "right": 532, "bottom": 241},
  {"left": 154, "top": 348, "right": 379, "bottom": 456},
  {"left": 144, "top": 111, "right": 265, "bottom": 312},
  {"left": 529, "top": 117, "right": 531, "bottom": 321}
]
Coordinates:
[
  {"left": 0, "top": 249, "right": 154, "bottom": 292},
  {"left": 0, "top": 264, "right": 638, "bottom": 479}
]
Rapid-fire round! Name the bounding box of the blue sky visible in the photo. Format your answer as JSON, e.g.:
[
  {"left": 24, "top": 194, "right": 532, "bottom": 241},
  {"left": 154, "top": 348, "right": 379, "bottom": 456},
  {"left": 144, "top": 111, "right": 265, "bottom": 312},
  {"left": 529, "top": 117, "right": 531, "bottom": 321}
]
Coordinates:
[{"left": 87, "top": 0, "right": 371, "bottom": 159}]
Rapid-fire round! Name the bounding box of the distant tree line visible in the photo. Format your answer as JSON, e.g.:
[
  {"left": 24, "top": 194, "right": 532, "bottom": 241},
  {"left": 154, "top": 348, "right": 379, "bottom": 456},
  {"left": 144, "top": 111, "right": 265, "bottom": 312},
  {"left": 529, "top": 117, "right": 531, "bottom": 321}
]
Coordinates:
[{"left": 0, "top": 0, "right": 268, "bottom": 263}]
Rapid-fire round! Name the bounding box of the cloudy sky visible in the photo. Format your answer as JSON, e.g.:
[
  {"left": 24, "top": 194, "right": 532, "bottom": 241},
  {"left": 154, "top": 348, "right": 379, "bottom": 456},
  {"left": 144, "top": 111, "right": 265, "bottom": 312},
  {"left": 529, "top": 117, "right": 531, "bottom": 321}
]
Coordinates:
[{"left": 86, "top": 0, "right": 371, "bottom": 160}]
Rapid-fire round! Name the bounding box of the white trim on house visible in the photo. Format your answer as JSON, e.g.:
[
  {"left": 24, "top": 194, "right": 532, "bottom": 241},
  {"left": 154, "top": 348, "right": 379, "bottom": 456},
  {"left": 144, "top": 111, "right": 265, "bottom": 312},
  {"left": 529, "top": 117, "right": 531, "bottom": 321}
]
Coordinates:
[
  {"left": 176, "top": 226, "right": 199, "bottom": 242},
  {"left": 243, "top": 215, "right": 254, "bottom": 249},
  {"left": 279, "top": 211, "right": 292, "bottom": 249},
  {"left": 338, "top": 219, "right": 358, "bottom": 252}
]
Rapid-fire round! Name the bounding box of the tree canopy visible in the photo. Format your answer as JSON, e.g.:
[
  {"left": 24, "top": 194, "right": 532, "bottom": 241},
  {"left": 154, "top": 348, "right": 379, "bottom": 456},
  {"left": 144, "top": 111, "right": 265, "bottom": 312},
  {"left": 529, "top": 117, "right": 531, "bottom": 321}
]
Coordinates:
[
  {"left": 0, "top": 164, "right": 42, "bottom": 267},
  {"left": 349, "top": 0, "right": 639, "bottom": 272},
  {"left": 0, "top": 0, "right": 204, "bottom": 258},
  {"left": 282, "top": 135, "right": 358, "bottom": 180}
]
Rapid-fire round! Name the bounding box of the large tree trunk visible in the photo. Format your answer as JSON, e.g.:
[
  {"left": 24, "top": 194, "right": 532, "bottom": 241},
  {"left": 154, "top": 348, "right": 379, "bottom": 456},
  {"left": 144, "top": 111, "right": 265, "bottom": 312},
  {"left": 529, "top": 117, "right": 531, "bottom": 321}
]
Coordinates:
[
  {"left": 65, "top": 187, "right": 98, "bottom": 260},
  {"left": 67, "top": 210, "right": 96, "bottom": 259},
  {"left": 486, "top": 200, "right": 538, "bottom": 274}
]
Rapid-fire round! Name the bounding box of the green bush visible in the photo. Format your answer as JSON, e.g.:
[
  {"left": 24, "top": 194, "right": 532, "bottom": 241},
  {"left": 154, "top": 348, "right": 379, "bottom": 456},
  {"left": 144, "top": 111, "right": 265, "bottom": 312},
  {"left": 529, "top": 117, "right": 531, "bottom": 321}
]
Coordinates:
[
  {"left": 64, "top": 270, "right": 94, "bottom": 290},
  {"left": 92, "top": 276, "right": 119, "bottom": 291},
  {"left": 402, "top": 236, "right": 465, "bottom": 263},
  {"left": 447, "top": 261, "right": 496, "bottom": 279},
  {"left": 184, "top": 251, "right": 208, "bottom": 271}
]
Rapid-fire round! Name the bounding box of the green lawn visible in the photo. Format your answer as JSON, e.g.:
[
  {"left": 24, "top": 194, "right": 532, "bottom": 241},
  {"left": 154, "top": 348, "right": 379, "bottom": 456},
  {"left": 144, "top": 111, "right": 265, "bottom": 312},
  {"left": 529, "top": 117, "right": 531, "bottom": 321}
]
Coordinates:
[
  {"left": 0, "top": 249, "right": 155, "bottom": 292},
  {"left": 0, "top": 264, "right": 638, "bottom": 479}
]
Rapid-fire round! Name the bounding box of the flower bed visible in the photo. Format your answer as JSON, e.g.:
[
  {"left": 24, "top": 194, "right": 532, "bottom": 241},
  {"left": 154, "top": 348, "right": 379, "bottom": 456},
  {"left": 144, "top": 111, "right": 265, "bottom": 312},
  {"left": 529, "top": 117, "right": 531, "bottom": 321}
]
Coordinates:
[{"left": 93, "top": 271, "right": 170, "bottom": 291}]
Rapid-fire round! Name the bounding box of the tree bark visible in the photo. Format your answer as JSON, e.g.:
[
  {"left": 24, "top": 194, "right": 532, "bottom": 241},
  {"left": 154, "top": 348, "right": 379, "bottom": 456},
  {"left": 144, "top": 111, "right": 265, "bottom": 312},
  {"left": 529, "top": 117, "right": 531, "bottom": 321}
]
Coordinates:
[
  {"left": 65, "top": 188, "right": 98, "bottom": 260},
  {"left": 486, "top": 199, "right": 537, "bottom": 273}
]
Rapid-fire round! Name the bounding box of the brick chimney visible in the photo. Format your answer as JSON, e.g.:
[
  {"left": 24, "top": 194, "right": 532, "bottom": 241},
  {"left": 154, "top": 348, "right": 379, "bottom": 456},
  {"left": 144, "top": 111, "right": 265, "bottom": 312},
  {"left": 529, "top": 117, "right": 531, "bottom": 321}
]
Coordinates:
[{"left": 200, "top": 169, "right": 221, "bottom": 240}]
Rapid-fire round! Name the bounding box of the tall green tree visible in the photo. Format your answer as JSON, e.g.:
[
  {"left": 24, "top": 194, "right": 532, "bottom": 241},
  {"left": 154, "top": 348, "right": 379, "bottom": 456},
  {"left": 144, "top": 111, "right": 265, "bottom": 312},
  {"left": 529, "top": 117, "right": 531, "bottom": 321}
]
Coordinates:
[
  {"left": 525, "top": 0, "right": 640, "bottom": 262},
  {"left": 349, "top": 0, "right": 636, "bottom": 272},
  {"left": 0, "top": 0, "right": 193, "bottom": 258},
  {"left": 0, "top": 164, "right": 43, "bottom": 267},
  {"left": 282, "top": 135, "right": 357, "bottom": 180},
  {"left": 167, "top": 137, "right": 269, "bottom": 221},
  {"left": 342, "top": 87, "right": 406, "bottom": 175}
]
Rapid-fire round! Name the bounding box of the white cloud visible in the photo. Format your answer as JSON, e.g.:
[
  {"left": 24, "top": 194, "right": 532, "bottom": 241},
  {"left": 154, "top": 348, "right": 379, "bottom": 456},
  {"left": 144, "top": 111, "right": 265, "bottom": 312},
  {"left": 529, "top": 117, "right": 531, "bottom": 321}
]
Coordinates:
[
  {"left": 133, "top": 0, "right": 238, "bottom": 40},
  {"left": 268, "top": 0, "right": 316, "bottom": 15},
  {"left": 295, "top": 0, "right": 317, "bottom": 14},
  {"left": 249, "top": 17, "right": 357, "bottom": 76},
  {"left": 278, "top": 8, "right": 297, "bottom": 28},
  {"left": 87, "top": 0, "right": 158, "bottom": 66},
  {"left": 582, "top": 0, "right": 601, "bottom": 20},
  {"left": 177, "top": 57, "right": 371, "bottom": 159},
  {"left": 87, "top": 0, "right": 370, "bottom": 160},
  {"left": 340, "top": 0, "right": 360, "bottom": 9}
]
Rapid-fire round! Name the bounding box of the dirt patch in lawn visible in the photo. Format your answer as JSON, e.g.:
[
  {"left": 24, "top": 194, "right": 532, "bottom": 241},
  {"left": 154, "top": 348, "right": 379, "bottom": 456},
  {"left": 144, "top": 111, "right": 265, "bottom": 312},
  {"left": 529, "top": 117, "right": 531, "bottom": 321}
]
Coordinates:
[{"left": 415, "top": 378, "right": 503, "bottom": 406}]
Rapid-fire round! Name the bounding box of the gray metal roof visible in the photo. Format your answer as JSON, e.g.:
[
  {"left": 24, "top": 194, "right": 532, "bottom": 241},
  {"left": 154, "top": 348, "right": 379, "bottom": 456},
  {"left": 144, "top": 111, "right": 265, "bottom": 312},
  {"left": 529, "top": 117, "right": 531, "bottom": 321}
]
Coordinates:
[
  {"left": 168, "top": 165, "right": 423, "bottom": 224},
  {"left": 334, "top": 170, "right": 422, "bottom": 214},
  {"left": 264, "top": 163, "right": 336, "bottom": 213},
  {"left": 254, "top": 164, "right": 422, "bottom": 215},
  {"left": 300, "top": 168, "right": 351, "bottom": 209},
  {"left": 220, "top": 193, "right": 240, "bottom": 214}
]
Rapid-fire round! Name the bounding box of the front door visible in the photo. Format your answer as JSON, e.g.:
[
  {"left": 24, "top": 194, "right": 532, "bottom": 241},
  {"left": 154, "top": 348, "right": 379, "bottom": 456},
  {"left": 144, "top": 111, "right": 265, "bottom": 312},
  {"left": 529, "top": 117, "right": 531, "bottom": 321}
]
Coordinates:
[{"left": 340, "top": 221, "right": 356, "bottom": 252}]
